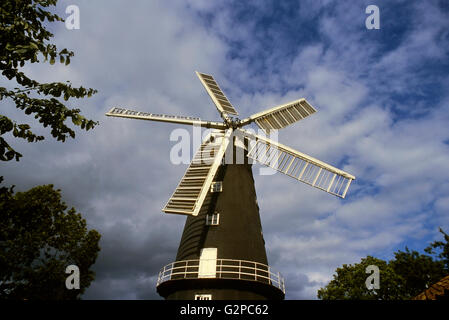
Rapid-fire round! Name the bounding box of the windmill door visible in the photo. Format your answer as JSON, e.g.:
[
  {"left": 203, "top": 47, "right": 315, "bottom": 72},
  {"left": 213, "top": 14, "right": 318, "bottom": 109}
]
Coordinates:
[{"left": 198, "top": 248, "right": 217, "bottom": 278}]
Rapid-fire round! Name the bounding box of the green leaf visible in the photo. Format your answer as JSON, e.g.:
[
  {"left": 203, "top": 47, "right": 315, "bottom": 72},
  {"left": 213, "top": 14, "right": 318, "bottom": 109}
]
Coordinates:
[
  {"left": 0, "top": 1, "right": 98, "bottom": 162},
  {"left": 71, "top": 115, "right": 82, "bottom": 126}
]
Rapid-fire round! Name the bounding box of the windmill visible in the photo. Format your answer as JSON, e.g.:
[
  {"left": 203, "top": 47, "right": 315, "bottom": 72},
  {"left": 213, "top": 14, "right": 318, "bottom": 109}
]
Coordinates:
[{"left": 106, "top": 71, "right": 355, "bottom": 300}]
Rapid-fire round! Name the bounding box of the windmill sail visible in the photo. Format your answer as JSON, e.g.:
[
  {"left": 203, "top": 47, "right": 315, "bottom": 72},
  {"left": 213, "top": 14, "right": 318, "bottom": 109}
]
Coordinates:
[
  {"left": 105, "top": 107, "right": 227, "bottom": 129},
  {"left": 241, "top": 129, "right": 355, "bottom": 198},
  {"left": 196, "top": 72, "right": 239, "bottom": 117},
  {"left": 240, "top": 98, "right": 316, "bottom": 133},
  {"left": 163, "top": 129, "right": 233, "bottom": 216}
]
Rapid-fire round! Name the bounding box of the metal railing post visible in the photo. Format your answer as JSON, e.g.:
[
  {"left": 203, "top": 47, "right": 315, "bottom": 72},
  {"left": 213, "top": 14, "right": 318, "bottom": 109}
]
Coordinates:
[
  {"left": 168, "top": 263, "right": 172, "bottom": 281},
  {"left": 239, "top": 260, "right": 241, "bottom": 279},
  {"left": 268, "top": 266, "right": 271, "bottom": 285},
  {"left": 254, "top": 261, "right": 257, "bottom": 281}
]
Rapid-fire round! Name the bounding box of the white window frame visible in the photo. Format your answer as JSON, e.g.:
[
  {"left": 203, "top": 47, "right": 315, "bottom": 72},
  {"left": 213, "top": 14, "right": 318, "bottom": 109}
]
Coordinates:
[
  {"left": 210, "top": 181, "right": 223, "bottom": 193},
  {"left": 206, "top": 212, "right": 220, "bottom": 226},
  {"left": 195, "top": 294, "right": 212, "bottom": 300}
]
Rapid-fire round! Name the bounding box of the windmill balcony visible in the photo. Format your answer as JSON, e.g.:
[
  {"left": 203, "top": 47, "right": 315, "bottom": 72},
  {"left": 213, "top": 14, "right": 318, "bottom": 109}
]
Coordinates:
[{"left": 156, "top": 258, "right": 285, "bottom": 294}]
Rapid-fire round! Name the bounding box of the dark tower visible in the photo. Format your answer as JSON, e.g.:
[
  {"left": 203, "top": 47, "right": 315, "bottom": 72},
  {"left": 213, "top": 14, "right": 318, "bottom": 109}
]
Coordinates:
[
  {"left": 157, "top": 160, "right": 284, "bottom": 300},
  {"left": 156, "top": 160, "right": 285, "bottom": 300}
]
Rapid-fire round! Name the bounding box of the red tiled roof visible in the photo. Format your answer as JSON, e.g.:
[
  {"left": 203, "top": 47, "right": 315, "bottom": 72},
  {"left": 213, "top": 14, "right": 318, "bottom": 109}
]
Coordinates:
[{"left": 413, "top": 275, "right": 449, "bottom": 300}]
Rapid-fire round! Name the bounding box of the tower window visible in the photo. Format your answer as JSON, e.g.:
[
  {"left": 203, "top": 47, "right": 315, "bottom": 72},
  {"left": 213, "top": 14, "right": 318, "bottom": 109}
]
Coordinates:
[
  {"left": 210, "top": 181, "right": 222, "bottom": 193},
  {"left": 206, "top": 213, "right": 220, "bottom": 226},
  {"left": 195, "top": 294, "right": 212, "bottom": 300}
]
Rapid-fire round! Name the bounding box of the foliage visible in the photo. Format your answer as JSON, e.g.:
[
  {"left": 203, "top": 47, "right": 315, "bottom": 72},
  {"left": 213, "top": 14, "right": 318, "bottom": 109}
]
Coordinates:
[
  {"left": 318, "top": 229, "right": 449, "bottom": 300},
  {"left": 425, "top": 228, "right": 449, "bottom": 271},
  {"left": 317, "top": 256, "right": 404, "bottom": 300},
  {"left": 389, "top": 247, "right": 445, "bottom": 298},
  {"left": 0, "top": 0, "right": 98, "bottom": 161},
  {"left": 0, "top": 181, "right": 101, "bottom": 299}
]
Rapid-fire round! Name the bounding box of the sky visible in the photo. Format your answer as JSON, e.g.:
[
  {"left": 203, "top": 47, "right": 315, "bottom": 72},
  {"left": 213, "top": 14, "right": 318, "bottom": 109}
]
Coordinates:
[{"left": 1, "top": 0, "right": 449, "bottom": 299}]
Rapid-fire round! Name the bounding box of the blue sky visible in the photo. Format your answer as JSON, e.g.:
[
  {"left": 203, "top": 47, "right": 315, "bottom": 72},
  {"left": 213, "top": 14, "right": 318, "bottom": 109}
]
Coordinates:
[{"left": 1, "top": 0, "right": 449, "bottom": 299}]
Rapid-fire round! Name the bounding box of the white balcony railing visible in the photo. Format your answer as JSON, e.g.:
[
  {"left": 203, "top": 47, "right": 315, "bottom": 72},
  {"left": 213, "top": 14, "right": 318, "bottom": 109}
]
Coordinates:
[{"left": 157, "top": 258, "right": 285, "bottom": 294}]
